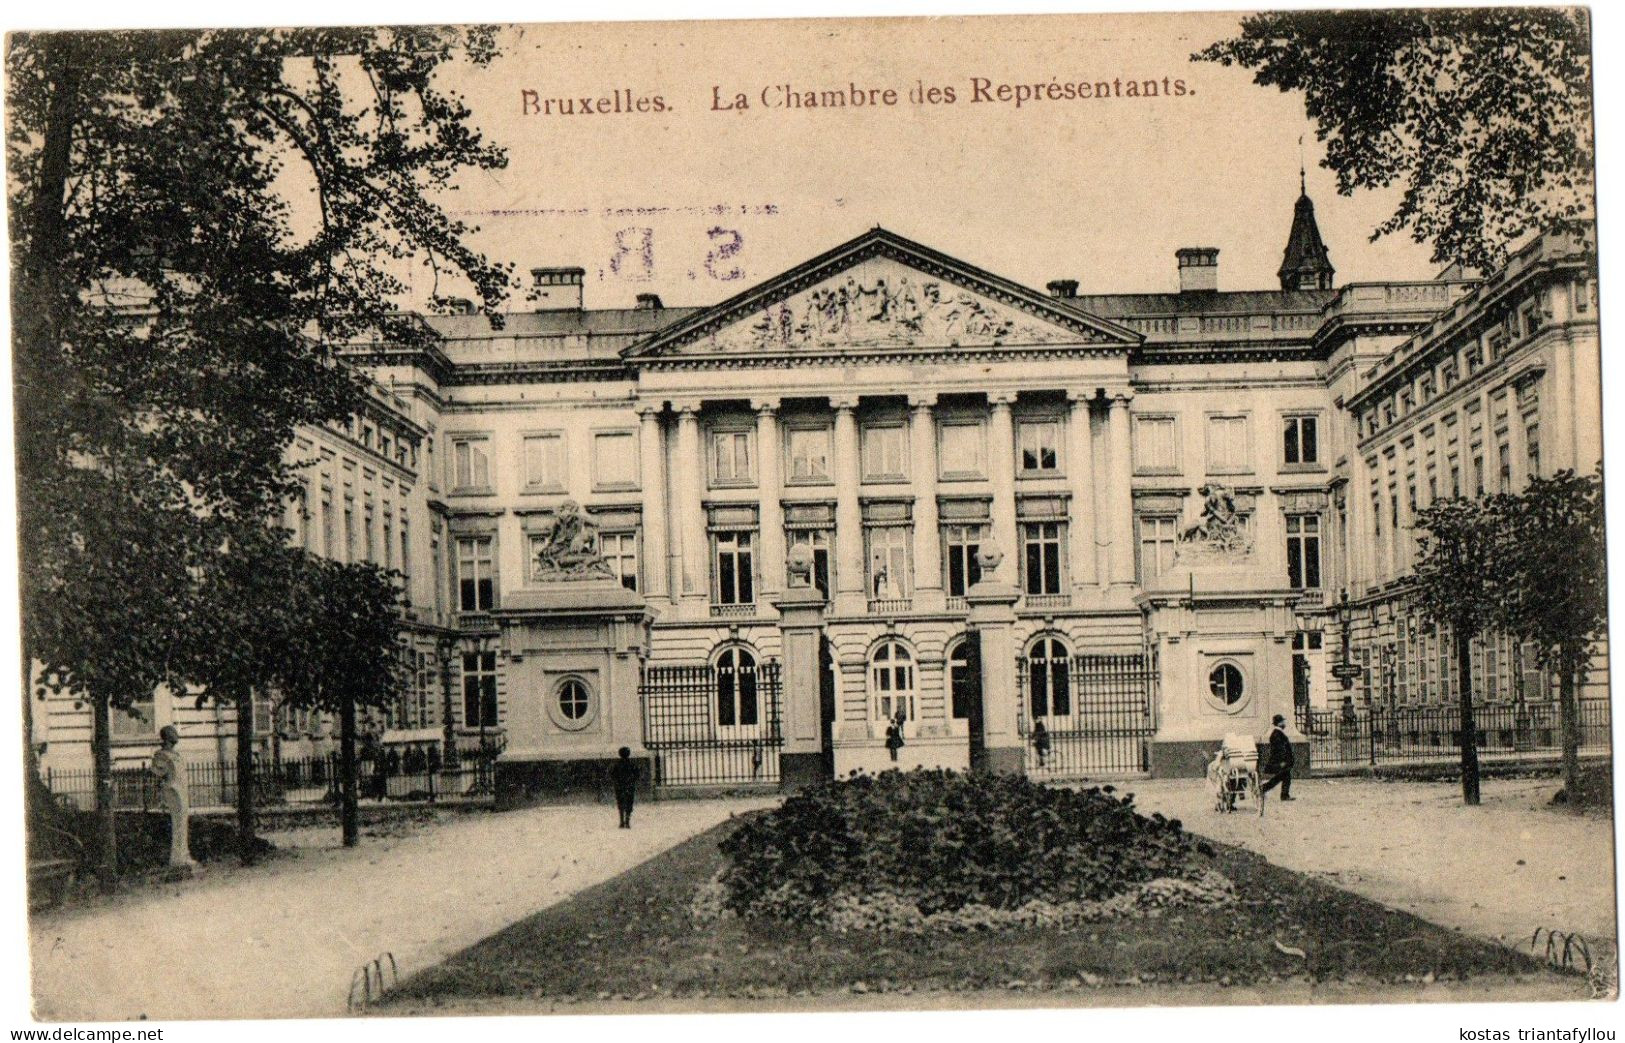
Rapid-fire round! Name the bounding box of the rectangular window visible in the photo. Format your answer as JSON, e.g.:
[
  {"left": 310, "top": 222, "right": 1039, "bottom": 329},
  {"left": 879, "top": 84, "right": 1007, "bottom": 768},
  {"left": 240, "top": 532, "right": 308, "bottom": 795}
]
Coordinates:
[
  {"left": 1282, "top": 415, "right": 1319, "bottom": 466},
  {"left": 110, "top": 696, "right": 156, "bottom": 740},
  {"left": 1017, "top": 419, "right": 1061, "bottom": 474},
  {"left": 787, "top": 528, "right": 834, "bottom": 598},
  {"left": 1525, "top": 422, "right": 1541, "bottom": 479},
  {"left": 399, "top": 519, "right": 411, "bottom": 588},
  {"left": 1285, "top": 514, "right": 1322, "bottom": 590},
  {"left": 364, "top": 502, "right": 376, "bottom": 564},
  {"left": 1206, "top": 414, "right": 1251, "bottom": 474},
  {"left": 866, "top": 525, "right": 912, "bottom": 599},
  {"left": 523, "top": 433, "right": 564, "bottom": 492},
  {"left": 1132, "top": 415, "right": 1179, "bottom": 474},
  {"left": 320, "top": 487, "right": 333, "bottom": 557},
  {"left": 600, "top": 531, "right": 639, "bottom": 592},
  {"left": 382, "top": 512, "right": 394, "bottom": 571},
  {"left": 786, "top": 427, "right": 832, "bottom": 482},
  {"left": 1137, "top": 514, "right": 1179, "bottom": 585},
  {"left": 593, "top": 431, "right": 638, "bottom": 490},
  {"left": 713, "top": 531, "right": 755, "bottom": 605},
  {"left": 943, "top": 523, "right": 985, "bottom": 597},
  {"left": 938, "top": 421, "right": 986, "bottom": 478},
  {"left": 862, "top": 424, "right": 909, "bottom": 480},
  {"left": 1472, "top": 451, "right": 1485, "bottom": 496},
  {"left": 456, "top": 535, "right": 495, "bottom": 612},
  {"left": 711, "top": 429, "right": 755, "bottom": 485},
  {"left": 1021, "top": 521, "right": 1065, "bottom": 596},
  {"left": 461, "top": 650, "right": 498, "bottom": 729},
  {"left": 344, "top": 499, "right": 356, "bottom": 563},
  {"left": 452, "top": 436, "right": 492, "bottom": 491},
  {"left": 1498, "top": 442, "right": 1512, "bottom": 490}
]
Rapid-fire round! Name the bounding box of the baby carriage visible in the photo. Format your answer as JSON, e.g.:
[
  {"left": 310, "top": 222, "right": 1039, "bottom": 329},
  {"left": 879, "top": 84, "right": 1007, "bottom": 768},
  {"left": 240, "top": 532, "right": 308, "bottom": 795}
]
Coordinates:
[{"left": 1206, "top": 732, "right": 1264, "bottom": 816}]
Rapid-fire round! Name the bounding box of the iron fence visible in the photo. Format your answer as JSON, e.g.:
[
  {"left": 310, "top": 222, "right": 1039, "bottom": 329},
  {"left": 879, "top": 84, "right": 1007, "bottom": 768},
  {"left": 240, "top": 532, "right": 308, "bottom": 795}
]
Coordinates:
[
  {"left": 641, "top": 660, "right": 783, "bottom": 788},
  {"left": 1019, "top": 652, "right": 1158, "bottom": 778},
  {"left": 1298, "top": 699, "right": 1611, "bottom": 771},
  {"left": 43, "top": 740, "right": 505, "bottom": 813}
]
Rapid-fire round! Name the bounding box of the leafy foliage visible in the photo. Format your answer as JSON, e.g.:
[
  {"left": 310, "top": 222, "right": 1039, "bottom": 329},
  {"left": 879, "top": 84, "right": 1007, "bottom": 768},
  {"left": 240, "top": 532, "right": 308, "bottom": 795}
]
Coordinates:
[
  {"left": 1196, "top": 9, "right": 1594, "bottom": 272},
  {"left": 717, "top": 770, "right": 1208, "bottom": 923},
  {"left": 1410, "top": 493, "right": 1513, "bottom": 636},
  {"left": 1488, "top": 469, "right": 1606, "bottom": 671},
  {"left": 10, "top": 25, "right": 510, "bottom": 718}
]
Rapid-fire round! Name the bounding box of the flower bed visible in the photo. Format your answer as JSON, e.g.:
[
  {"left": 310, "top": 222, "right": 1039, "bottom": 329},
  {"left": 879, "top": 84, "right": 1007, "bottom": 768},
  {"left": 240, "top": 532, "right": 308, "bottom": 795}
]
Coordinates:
[{"left": 711, "top": 769, "right": 1225, "bottom": 929}]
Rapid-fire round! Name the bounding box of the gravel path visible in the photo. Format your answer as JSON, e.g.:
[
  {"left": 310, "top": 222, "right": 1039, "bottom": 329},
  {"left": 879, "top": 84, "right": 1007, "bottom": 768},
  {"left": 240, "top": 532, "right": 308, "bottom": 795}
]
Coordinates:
[
  {"left": 1124, "top": 775, "right": 1618, "bottom": 952},
  {"left": 29, "top": 797, "right": 774, "bottom": 1021}
]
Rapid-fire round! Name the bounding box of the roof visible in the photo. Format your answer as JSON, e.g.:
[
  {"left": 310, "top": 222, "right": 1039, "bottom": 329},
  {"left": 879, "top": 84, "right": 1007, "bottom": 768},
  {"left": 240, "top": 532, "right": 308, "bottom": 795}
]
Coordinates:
[
  {"left": 624, "top": 226, "right": 1142, "bottom": 358},
  {"left": 420, "top": 307, "right": 704, "bottom": 341},
  {"left": 1278, "top": 191, "right": 1335, "bottom": 284},
  {"left": 1068, "top": 289, "right": 1335, "bottom": 317}
]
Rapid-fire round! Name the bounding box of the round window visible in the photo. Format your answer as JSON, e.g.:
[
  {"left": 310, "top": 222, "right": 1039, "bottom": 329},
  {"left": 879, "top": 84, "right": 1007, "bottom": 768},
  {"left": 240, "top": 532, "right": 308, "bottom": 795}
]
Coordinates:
[
  {"left": 550, "top": 677, "right": 595, "bottom": 730},
  {"left": 1208, "top": 663, "right": 1245, "bottom": 707}
]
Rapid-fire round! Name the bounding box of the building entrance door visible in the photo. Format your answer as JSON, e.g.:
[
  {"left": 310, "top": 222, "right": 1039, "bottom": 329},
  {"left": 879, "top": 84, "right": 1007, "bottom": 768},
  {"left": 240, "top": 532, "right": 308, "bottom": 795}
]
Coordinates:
[
  {"left": 819, "top": 635, "right": 836, "bottom": 779},
  {"left": 949, "top": 635, "right": 985, "bottom": 771}
]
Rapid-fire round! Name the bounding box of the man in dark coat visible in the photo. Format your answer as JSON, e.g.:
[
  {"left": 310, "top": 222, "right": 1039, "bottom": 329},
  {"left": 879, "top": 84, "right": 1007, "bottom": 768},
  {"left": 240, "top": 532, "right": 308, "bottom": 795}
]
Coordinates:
[
  {"left": 610, "top": 746, "right": 639, "bottom": 828},
  {"left": 1259, "top": 714, "right": 1295, "bottom": 802}
]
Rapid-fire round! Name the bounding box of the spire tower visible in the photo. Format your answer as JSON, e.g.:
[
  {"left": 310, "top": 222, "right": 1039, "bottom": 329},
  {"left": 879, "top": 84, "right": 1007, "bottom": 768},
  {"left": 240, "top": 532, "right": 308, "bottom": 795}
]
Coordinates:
[{"left": 1278, "top": 164, "right": 1335, "bottom": 292}]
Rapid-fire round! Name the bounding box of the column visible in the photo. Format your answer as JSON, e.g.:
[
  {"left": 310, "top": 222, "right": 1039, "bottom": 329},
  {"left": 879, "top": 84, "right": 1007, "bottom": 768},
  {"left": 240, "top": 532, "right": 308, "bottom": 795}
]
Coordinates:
[
  {"left": 909, "top": 393, "right": 943, "bottom": 610},
  {"left": 832, "top": 397, "right": 865, "bottom": 613},
  {"left": 1478, "top": 386, "right": 1496, "bottom": 492},
  {"left": 1348, "top": 452, "right": 1372, "bottom": 593},
  {"left": 1547, "top": 347, "right": 1575, "bottom": 476},
  {"left": 754, "top": 399, "right": 785, "bottom": 601},
  {"left": 775, "top": 556, "right": 829, "bottom": 788},
  {"left": 1105, "top": 392, "right": 1135, "bottom": 586},
  {"left": 967, "top": 547, "right": 1023, "bottom": 775},
  {"left": 672, "top": 401, "right": 708, "bottom": 604},
  {"left": 636, "top": 405, "right": 670, "bottom": 603},
  {"left": 987, "top": 392, "right": 1019, "bottom": 588},
  {"left": 1066, "top": 391, "right": 1098, "bottom": 592},
  {"left": 1506, "top": 384, "right": 1529, "bottom": 489}
]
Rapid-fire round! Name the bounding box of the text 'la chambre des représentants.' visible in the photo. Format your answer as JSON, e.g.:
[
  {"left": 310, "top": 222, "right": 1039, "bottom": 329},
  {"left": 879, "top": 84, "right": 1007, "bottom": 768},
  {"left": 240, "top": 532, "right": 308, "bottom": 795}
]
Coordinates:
[{"left": 518, "top": 75, "right": 1196, "bottom": 118}]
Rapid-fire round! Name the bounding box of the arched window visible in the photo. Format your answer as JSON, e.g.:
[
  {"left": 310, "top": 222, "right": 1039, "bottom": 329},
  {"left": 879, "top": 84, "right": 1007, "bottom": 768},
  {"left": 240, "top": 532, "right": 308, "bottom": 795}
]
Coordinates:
[
  {"left": 870, "top": 640, "right": 916, "bottom": 723},
  {"left": 1027, "top": 637, "right": 1072, "bottom": 718},
  {"left": 715, "top": 646, "right": 759, "bottom": 728},
  {"left": 948, "top": 637, "right": 978, "bottom": 720}
]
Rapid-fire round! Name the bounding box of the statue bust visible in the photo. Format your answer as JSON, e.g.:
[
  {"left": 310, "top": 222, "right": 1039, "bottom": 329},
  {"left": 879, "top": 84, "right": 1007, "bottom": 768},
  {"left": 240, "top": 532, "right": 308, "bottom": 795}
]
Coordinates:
[{"left": 786, "top": 544, "right": 815, "bottom": 587}]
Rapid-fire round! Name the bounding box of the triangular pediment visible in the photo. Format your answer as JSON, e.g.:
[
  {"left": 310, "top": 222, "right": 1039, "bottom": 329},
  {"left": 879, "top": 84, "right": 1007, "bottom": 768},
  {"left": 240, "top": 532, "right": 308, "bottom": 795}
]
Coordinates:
[{"left": 624, "top": 228, "right": 1140, "bottom": 359}]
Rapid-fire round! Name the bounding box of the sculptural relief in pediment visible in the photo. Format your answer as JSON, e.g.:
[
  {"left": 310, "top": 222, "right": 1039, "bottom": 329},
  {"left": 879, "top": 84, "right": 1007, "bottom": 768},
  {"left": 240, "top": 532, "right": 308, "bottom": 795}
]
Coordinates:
[{"left": 702, "top": 258, "right": 1087, "bottom": 354}]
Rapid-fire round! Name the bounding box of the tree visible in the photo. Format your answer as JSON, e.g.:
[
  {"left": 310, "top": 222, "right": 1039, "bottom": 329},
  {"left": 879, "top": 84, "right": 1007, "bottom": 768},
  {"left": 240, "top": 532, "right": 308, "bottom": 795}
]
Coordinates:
[
  {"left": 1410, "top": 495, "right": 1514, "bottom": 805},
  {"left": 9, "top": 27, "right": 511, "bottom": 883},
  {"left": 1489, "top": 469, "right": 1607, "bottom": 810},
  {"left": 278, "top": 557, "right": 409, "bottom": 847},
  {"left": 1196, "top": 9, "right": 1594, "bottom": 273}
]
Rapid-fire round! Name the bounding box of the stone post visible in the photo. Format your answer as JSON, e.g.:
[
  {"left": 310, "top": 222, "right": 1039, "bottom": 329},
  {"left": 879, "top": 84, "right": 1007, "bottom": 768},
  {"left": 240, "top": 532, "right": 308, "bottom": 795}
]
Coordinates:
[
  {"left": 966, "top": 543, "right": 1024, "bottom": 774},
  {"left": 775, "top": 545, "right": 829, "bottom": 789}
]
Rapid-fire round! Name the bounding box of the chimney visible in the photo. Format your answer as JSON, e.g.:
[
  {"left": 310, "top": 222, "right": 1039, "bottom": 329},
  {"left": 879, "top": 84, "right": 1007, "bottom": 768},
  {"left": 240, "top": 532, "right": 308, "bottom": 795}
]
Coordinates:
[
  {"left": 1176, "top": 247, "right": 1220, "bottom": 293},
  {"left": 530, "top": 266, "right": 585, "bottom": 311},
  {"left": 1045, "top": 279, "right": 1079, "bottom": 299},
  {"left": 634, "top": 293, "right": 664, "bottom": 310}
]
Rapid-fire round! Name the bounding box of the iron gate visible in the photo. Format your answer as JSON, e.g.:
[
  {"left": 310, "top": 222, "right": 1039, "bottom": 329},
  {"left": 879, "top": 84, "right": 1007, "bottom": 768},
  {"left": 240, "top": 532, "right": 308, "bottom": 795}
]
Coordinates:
[
  {"left": 640, "top": 660, "right": 783, "bottom": 788},
  {"left": 1019, "top": 652, "right": 1158, "bottom": 778}
]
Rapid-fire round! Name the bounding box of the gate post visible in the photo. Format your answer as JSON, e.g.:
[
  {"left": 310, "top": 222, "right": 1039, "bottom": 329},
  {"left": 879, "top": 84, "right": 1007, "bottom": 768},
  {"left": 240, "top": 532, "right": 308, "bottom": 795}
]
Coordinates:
[
  {"left": 966, "top": 544, "right": 1024, "bottom": 774},
  {"left": 776, "top": 546, "right": 829, "bottom": 790}
]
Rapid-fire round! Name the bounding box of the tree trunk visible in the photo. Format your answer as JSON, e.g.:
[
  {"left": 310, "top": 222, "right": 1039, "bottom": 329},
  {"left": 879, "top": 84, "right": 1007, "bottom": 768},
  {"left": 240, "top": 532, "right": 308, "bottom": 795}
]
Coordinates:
[
  {"left": 339, "top": 694, "right": 359, "bottom": 847},
  {"left": 235, "top": 687, "right": 256, "bottom": 863},
  {"left": 1558, "top": 645, "right": 1583, "bottom": 813},
  {"left": 1455, "top": 627, "right": 1481, "bottom": 806},
  {"left": 91, "top": 692, "right": 117, "bottom": 892}
]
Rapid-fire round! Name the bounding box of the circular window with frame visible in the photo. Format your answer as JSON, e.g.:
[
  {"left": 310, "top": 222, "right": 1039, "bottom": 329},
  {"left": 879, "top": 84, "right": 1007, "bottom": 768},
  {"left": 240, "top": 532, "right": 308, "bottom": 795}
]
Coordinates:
[
  {"left": 549, "top": 676, "right": 597, "bottom": 731},
  {"left": 1206, "top": 661, "right": 1248, "bottom": 712}
]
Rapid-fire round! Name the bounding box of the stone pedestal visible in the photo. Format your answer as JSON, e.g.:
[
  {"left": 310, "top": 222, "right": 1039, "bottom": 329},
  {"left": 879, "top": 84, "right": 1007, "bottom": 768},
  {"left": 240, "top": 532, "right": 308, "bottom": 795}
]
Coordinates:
[
  {"left": 966, "top": 553, "right": 1023, "bottom": 775},
  {"left": 775, "top": 577, "right": 829, "bottom": 790},
  {"left": 491, "top": 579, "right": 653, "bottom": 809},
  {"left": 1141, "top": 559, "right": 1308, "bottom": 779}
]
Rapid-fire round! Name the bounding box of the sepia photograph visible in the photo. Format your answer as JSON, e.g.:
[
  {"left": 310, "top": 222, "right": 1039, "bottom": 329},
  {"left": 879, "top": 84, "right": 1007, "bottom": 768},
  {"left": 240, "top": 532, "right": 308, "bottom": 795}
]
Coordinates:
[{"left": 3, "top": 1, "right": 1618, "bottom": 1035}]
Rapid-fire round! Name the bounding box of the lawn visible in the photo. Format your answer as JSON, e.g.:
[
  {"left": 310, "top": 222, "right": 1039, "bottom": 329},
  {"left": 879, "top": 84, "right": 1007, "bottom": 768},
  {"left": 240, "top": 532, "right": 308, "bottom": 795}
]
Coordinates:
[{"left": 383, "top": 813, "right": 1569, "bottom": 1011}]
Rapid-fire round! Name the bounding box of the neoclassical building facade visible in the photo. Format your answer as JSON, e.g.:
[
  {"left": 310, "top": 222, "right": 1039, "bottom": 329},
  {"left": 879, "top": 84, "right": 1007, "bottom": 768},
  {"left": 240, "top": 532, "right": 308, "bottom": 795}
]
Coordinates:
[{"left": 36, "top": 190, "right": 1603, "bottom": 789}]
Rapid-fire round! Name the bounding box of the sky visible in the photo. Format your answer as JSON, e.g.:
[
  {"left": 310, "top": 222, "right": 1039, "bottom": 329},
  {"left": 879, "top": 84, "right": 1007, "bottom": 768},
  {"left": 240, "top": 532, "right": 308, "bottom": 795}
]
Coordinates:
[{"left": 421, "top": 12, "right": 1445, "bottom": 312}]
